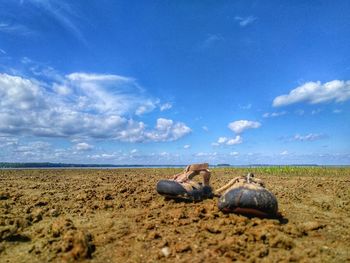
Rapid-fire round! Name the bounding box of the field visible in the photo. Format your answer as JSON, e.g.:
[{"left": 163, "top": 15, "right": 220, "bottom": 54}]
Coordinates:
[{"left": 0, "top": 167, "right": 349, "bottom": 262}]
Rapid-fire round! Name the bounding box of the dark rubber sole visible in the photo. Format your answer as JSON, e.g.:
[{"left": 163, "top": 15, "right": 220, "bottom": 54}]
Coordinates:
[
  {"left": 218, "top": 186, "right": 278, "bottom": 218},
  {"left": 156, "top": 180, "right": 213, "bottom": 201}
]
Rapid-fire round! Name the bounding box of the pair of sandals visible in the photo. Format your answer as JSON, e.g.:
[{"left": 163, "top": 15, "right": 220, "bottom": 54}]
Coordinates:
[{"left": 156, "top": 163, "right": 279, "bottom": 218}]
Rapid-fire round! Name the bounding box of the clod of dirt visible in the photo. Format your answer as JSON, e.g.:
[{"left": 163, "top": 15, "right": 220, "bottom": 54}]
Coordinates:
[
  {"left": 51, "top": 218, "right": 76, "bottom": 238},
  {"left": 61, "top": 230, "right": 95, "bottom": 260},
  {"left": 49, "top": 218, "right": 95, "bottom": 260},
  {"left": 35, "top": 200, "right": 48, "bottom": 207},
  {"left": 49, "top": 209, "right": 60, "bottom": 217},
  {"left": 175, "top": 243, "right": 191, "bottom": 253},
  {"left": 103, "top": 193, "right": 113, "bottom": 200},
  {"left": 31, "top": 208, "right": 43, "bottom": 223},
  {"left": 0, "top": 192, "right": 10, "bottom": 200},
  {"left": 0, "top": 225, "right": 18, "bottom": 241},
  {"left": 300, "top": 221, "right": 326, "bottom": 232}
]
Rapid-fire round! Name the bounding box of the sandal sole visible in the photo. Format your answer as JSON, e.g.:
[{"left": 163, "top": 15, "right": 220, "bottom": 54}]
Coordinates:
[{"left": 218, "top": 186, "right": 278, "bottom": 218}]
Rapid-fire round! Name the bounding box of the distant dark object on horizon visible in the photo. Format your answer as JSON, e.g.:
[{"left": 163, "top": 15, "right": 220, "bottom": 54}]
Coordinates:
[{"left": 216, "top": 163, "right": 231, "bottom": 167}]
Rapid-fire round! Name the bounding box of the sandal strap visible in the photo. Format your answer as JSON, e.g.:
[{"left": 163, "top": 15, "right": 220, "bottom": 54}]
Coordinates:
[
  {"left": 185, "top": 163, "right": 209, "bottom": 172},
  {"left": 181, "top": 180, "right": 202, "bottom": 192},
  {"left": 215, "top": 173, "right": 265, "bottom": 196},
  {"left": 172, "top": 163, "right": 211, "bottom": 187}
]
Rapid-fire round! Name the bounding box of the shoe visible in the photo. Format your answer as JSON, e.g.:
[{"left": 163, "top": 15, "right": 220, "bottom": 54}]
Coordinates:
[
  {"left": 156, "top": 163, "right": 213, "bottom": 201},
  {"left": 216, "top": 173, "right": 279, "bottom": 218}
]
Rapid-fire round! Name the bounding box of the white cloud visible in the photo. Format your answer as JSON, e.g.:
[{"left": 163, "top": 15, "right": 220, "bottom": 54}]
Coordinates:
[
  {"left": 0, "top": 73, "right": 191, "bottom": 142},
  {"left": 263, "top": 111, "right": 287, "bottom": 118},
  {"left": 230, "top": 151, "right": 239, "bottom": 156},
  {"left": 228, "top": 120, "right": 261, "bottom": 134},
  {"left": 227, "top": 136, "right": 243, "bottom": 145},
  {"left": 53, "top": 83, "right": 71, "bottom": 95},
  {"left": 0, "top": 22, "right": 32, "bottom": 36},
  {"left": 130, "top": 149, "right": 138, "bottom": 154},
  {"left": 199, "top": 34, "right": 224, "bottom": 49},
  {"left": 89, "top": 153, "right": 118, "bottom": 160},
  {"left": 280, "top": 150, "right": 289, "bottom": 155},
  {"left": 65, "top": 72, "right": 151, "bottom": 115},
  {"left": 75, "top": 142, "right": 93, "bottom": 151},
  {"left": 184, "top": 144, "right": 191, "bottom": 149},
  {"left": 144, "top": 118, "right": 191, "bottom": 142},
  {"left": 194, "top": 152, "right": 217, "bottom": 157},
  {"left": 239, "top": 103, "right": 252, "bottom": 110},
  {"left": 213, "top": 135, "right": 242, "bottom": 146},
  {"left": 293, "top": 133, "right": 325, "bottom": 142},
  {"left": 0, "top": 136, "right": 18, "bottom": 146},
  {"left": 234, "top": 16, "right": 257, "bottom": 27},
  {"left": 160, "top": 102, "right": 172, "bottom": 111},
  {"left": 273, "top": 80, "right": 350, "bottom": 107},
  {"left": 218, "top": 137, "right": 228, "bottom": 144},
  {"left": 135, "top": 100, "right": 157, "bottom": 116},
  {"left": 202, "top": 126, "right": 209, "bottom": 132}
]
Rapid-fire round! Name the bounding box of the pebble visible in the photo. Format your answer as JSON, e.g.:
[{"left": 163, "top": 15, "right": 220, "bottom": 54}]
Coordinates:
[{"left": 161, "top": 246, "right": 170, "bottom": 257}]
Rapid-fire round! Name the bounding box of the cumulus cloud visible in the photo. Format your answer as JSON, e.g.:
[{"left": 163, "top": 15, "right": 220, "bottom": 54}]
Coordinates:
[
  {"left": 3, "top": 140, "right": 53, "bottom": 161},
  {"left": 273, "top": 80, "right": 350, "bottom": 107},
  {"left": 214, "top": 120, "right": 259, "bottom": 147},
  {"left": 75, "top": 142, "right": 93, "bottom": 151},
  {"left": 184, "top": 144, "right": 191, "bottom": 149},
  {"left": 145, "top": 118, "right": 191, "bottom": 142},
  {"left": 228, "top": 120, "right": 261, "bottom": 134},
  {"left": 0, "top": 73, "right": 191, "bottom": 142},
  {"left": 227, "top": 136, "right": 243, "bottom": 145},
  {"left": 218, "top": 137, "right": 228, "bottom": 144},
  {"left": 213, "top": 135, "right": 242, "bottom": 146},
  {"left": 0, "top": 136, "right": 18, "bottom": 146}
]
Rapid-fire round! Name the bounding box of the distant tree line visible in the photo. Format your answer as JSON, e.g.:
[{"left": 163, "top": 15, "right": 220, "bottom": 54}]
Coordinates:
[{"left": 0, "top": 162, "right": 118, "bottom": 168}]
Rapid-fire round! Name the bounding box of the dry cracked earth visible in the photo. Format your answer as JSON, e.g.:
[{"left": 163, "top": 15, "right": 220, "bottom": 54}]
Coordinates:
[{"left": 0, "top": 168, "right": 349, "bottom": 262}]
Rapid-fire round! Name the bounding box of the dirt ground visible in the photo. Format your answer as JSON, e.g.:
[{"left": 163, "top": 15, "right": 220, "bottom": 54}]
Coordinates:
[{"left": 0, "top": 167, "right": 349, "bottom": 262}]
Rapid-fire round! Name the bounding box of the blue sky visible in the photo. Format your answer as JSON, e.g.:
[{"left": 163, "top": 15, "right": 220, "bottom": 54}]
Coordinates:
[{"left": 0, "top": 0, "right": 349, "bottom": 165}]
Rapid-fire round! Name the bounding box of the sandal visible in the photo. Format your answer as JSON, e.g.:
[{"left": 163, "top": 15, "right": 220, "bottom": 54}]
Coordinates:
[
  {"left": 156, "top": 163, "right": 213, "bottom": 201},
  {"left": 215, "top": 173, "right": 279, "bottom": 218}
]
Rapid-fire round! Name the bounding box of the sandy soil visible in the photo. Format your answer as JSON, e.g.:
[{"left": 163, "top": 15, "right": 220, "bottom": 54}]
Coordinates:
[{"left": 0, "top": 168, "right": 349, "bottom": 262}]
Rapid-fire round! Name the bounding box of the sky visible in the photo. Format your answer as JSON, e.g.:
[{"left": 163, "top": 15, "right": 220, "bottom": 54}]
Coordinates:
[{"left": 0, "top": 0, "right": 349, "bottom": 165}]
